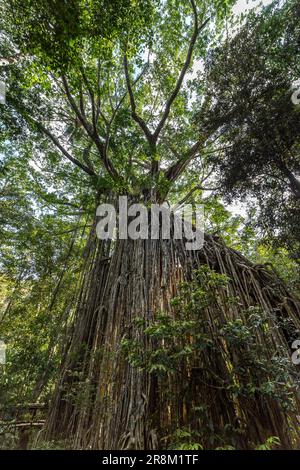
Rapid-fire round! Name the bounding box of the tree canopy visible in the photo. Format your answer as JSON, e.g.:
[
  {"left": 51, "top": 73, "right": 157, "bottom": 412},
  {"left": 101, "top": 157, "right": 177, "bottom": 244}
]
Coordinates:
[{"left": 0, "top": 0, "right": 300, "bottom": 451}]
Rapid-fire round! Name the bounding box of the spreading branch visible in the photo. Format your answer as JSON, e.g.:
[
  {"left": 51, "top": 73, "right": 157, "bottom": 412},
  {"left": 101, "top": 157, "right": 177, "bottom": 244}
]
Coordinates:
[
  {"left": 6, "top": 95, "right": 97, "bottom": 177},
  {"left": 61, "top": 75, "right": 118, "bottom": 179},
  {"left": 164, "top": 135, "right": 207, "bottom": 183},
  {"left": 123, "top": 54, "right": 154, "bottom": 147},
  {"left": 153, "top": 7, "right": 209, "bottom": 142},
  {"left": 174, "top": 183, "right": 221, "bottom": 210},
  {"left": 35, "top": 121, "right": 97, "bottom": 177}
]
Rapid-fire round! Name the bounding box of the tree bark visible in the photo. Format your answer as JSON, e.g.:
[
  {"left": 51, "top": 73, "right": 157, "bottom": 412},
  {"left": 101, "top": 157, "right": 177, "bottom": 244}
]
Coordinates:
[{"left": 44, "top": 206, "right": 300, "bottom": 449}]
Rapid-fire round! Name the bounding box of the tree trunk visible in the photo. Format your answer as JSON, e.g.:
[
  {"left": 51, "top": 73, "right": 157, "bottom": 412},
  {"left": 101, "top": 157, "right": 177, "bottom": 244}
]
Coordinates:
[{"left": 44, "top": 207, "right": 300, "bottom": 450}]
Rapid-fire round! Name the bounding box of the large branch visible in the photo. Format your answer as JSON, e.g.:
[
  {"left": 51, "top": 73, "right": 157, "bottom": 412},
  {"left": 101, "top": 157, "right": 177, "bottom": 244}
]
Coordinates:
[
  {"left": 123, "top": 54, "right": 155, "bottom": 148},
  {"left": 7, "top": 95, "right": 96, "bottom": 177},
  {"left": 36, "top": 121, "right": 96, "bottom": 177},
  {"left": 112, "top": 64, "right": 149, "bottom": 126},
  {"left": 62, "top": 75, "right": 94, "bottom": 136},
  {"left": 164, "top": 107, "right": 233, "bottom": 185},
  {"left": 61, "top": 75, "right": 118, "bottom": 179},
  {"left": 153, "top": 3, "right": 209, "bottom": 142},
  {"left": 103, "top": 65, "right": 149, "bottom": 157},
  {"left": 277, "top": 159, "right": 300, "bottom": 199},
  {"left": 79, "top": 67, "right": 98, "bottom": 133},
  {"left": 173, "top": 182, "right": 221, "bottom": 209},
  {"left": 164, "top": 135, "right": 207, "bottom": 183}
]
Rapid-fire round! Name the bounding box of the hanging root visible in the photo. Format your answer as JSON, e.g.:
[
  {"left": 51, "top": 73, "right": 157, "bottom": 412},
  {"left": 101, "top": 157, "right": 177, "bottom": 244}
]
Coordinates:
[{"left": 44, "top": 230, "right": 300, "bottom": 449}]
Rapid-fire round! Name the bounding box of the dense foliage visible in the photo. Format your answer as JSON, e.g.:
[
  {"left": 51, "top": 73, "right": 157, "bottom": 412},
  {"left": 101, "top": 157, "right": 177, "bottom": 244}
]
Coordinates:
[{"left": 0, "top": 0, "right": 299, "bottom": 450}]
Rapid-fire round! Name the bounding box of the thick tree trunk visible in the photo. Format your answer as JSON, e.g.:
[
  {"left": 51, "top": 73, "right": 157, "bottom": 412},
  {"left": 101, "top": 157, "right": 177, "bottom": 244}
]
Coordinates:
[{"left": 44, "top": 208, "right": 300, "bottom": 449}]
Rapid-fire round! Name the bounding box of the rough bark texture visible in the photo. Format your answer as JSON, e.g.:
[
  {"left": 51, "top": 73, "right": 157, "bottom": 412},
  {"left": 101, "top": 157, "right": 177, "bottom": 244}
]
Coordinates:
[{"left": 44, "top": 212, "right": 300, "bottom": 449}]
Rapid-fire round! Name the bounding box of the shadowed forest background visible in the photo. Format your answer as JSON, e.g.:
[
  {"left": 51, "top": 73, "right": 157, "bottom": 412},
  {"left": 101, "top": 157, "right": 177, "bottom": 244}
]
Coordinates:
[{"left": 0, "top": 0, "right": 300, "bottom": 450}]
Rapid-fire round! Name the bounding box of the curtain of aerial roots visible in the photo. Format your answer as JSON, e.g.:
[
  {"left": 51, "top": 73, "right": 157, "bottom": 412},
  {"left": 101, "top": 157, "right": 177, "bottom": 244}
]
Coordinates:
[{"left": 45, "top": 220, "right": 300, "bottom": 450}]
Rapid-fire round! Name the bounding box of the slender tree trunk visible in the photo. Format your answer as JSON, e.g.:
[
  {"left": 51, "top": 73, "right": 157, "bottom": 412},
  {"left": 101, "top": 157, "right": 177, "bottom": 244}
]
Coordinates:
[
  {"left": 44, "top": 204, "right": 300, "bottom": 449},
  {"left": 277, "top": 160, "right": 300, "bottom": 199}
]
